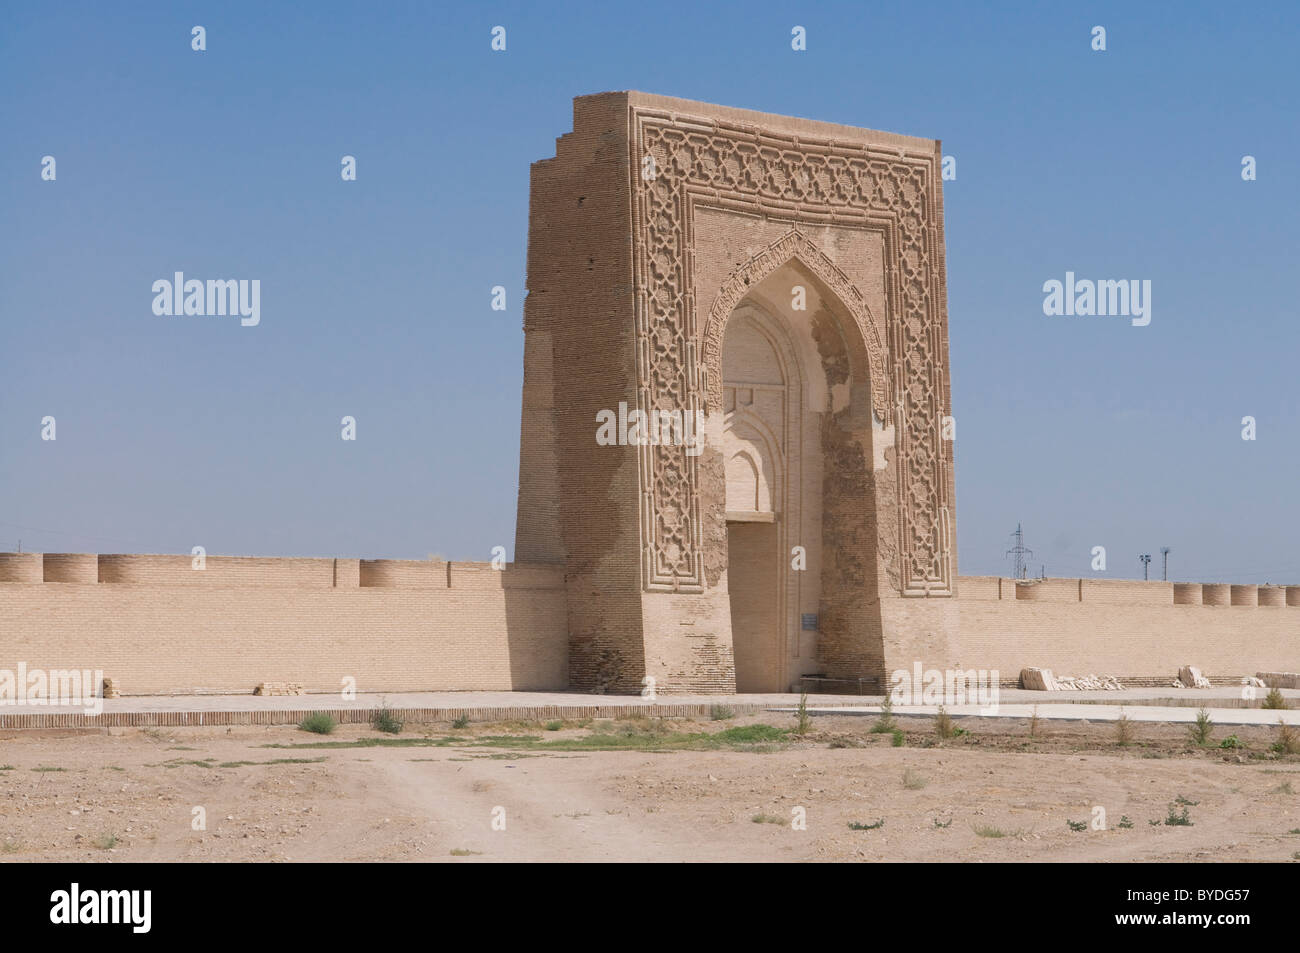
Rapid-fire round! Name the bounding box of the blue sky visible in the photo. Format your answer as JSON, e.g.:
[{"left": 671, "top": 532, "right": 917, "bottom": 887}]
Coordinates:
[{"left": 2, "top": 1, "right": 1297, "bottom": 582}]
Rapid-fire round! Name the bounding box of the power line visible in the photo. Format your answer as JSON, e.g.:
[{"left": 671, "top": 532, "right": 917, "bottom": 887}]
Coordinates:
[
  {"left": 1005, "top": 523, "right": 1033, "bottom": 580},
  {"left": 0, "top": 519, "right": 160, "bottom": 552}
]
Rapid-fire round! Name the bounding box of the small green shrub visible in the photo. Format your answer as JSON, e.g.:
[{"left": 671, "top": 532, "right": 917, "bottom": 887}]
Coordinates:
[
  {"left": 1115, "top": 712, "right": 1135, "bottom": 746},
  {"left": 1164, "top": 803, "right": 1193, "bottom": 826},
  {"left": 371, "top": 703, "right": 403, "bottom": 735},
  {"left": 298, "top": 713, "right": 337, "bottom": 735},
  {"left": 451, "top": 714, "right": 470, "bottom": 729},
  {"left": 1117, "top": 815, "right": 1134, "bottom": 829},
  {"left": 848, "top": 818, "right": 884, "bottom": 831},
  {"left": 871, "top": 695, "right": 896, "bottom": 734},
  {"left": 1219, "top": 734, "right": 1244, "bottom": 749},
  {"left": 891, "top": 729, "right": 905, "bottom": 747},
  {"left": 1066, "top": 819, "right": 1087, "bottom": 832},
  {"left": 1262, "top": 688, "right": 1289, "bottom": 710},
  {"left": 1188, "top": 708, "right": 1213, "bottom": 746},
  {"left": 709, "top": 705, "right": 736, "bottom": 721},
  {"left": 544, "top": 720, "right": 563, "bottom": 731},
  {"left": 794, "top": 692, "right": 811, "bottom": 736}
]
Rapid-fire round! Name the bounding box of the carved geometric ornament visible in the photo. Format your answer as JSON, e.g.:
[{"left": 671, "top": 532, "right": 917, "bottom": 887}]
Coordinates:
[{"left": 629, "top": 105, "right": 954, "bottom": 596}]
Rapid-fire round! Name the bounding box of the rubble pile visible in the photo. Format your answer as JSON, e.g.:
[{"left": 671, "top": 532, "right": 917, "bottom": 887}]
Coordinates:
[{"left": 1020, "top": 668, "right": 1122, "bottom": 691}]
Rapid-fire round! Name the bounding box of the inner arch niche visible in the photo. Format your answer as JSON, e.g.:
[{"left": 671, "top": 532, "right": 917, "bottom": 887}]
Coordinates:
[{"left": 717, "top": 254, "right": 883, "bottom": 692}]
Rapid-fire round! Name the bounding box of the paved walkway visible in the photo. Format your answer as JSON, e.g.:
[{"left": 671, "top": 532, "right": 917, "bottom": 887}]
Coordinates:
[
  {"left": 0, "top": 687, "right": 1296, "bottom": 729},
  {"left": 788, "top": 702, "right": 1300, "bottom": 727},
  {"left": 0, "top": 690, "right": 850, "bottom": 729}
]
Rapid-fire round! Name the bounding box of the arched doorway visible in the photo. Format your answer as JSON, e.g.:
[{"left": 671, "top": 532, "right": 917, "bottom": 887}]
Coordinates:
[
  {"left": 721, "top": 306, "right": 792, "bottom": 692},
  {"left": 715, "top": 243, "right": 888, "bottom": 693}
]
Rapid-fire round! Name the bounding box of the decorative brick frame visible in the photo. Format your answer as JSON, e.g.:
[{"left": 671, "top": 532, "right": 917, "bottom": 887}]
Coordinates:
[{"left": 629, "top": 104, "right": 954, "bottom": 597}]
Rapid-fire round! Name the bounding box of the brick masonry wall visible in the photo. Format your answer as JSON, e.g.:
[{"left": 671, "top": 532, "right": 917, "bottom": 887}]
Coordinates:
[
  {"left": 0, "top": 554, "right": 567, "bottom": 695},
  {"left": 516, "top": 92, "right": 649, "bottom": 693},
  {"left": 952, "top": 575, "right": 1300, "bottom": 679},
  {"left": 3, "top": 556, "right": 1298, "bottom": 694}
]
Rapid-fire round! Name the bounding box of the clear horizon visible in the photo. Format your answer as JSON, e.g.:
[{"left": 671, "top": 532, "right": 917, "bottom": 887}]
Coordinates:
[{"left": 2, "top": 1, "right": 1298, "bottom": 583}]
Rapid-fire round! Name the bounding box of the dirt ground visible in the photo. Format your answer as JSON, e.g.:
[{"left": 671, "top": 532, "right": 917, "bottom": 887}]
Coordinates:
[{"left": 3, "top": 711, "right": 1300, "bottom": 862}]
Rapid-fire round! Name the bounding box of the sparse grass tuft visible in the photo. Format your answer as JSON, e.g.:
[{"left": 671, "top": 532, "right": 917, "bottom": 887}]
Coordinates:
[
  {"left": 847, "top": 818, "right": 884, "bottom": 831},
  {"left": 751, "top": 813, "right": 784, "bottom": 825},
  {"left": 1028, "top": 705, "right": 1040, "bottom": 739},
  {"left": 298, "top": 713, "right": 337, "bottom": 735},
  {"left": 271, "top": 724, "right": 788, "bottom": 754},
  {"left": 972, "top": 824, "right": 1009, "bottom": 838},
  {"left": 1272, "top": 720, "right": 1300, "bottom": 756},
  {"left": 935, "top": 705, "right": 955, "bottom": 740},
  {"left": 449, "top": 848, "right": 481, "bottom": 856},
  {"left": 30, "top": 766, "right": 65, "bottom": 772},
  {"left": 451, "top": 714, "right": 470, "bottom": 729},
  {"left": 933, "top": 817, "right": 953, "bottom": 828},
  {"left": 709, "top": 705, "right": 736, "bottom": 721},
  {"left": 794, "top": 692, "right": 811, "bottom": 736},
  {"left": 1272, "top": 781, "right": 1294, "bottom": 795},
  {"left": 715, "top": 724, "right": 787, "bottom": 744},
  {"left": 1066, "top": 819, "right": 1087, "bottom": 832},
  {"left": 891, "top": 728, "right": 906, "bottom": 747},
  {"left": 95, "top": 833, "right": 119, "bottom": 850},
  {"left": 1117, "top": 815, "right": 1134, "bottom": 829},
  {"left": 544, "top": 720, "right": 563, "bottom": 732},
  {"left": 902, "top": 768, "right": 928, "bottom": 790}
]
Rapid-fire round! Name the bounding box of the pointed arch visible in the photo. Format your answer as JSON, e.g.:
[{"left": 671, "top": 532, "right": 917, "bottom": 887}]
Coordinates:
[{"left": 701, "top": 229, "right": 892, "bottom": 420}]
